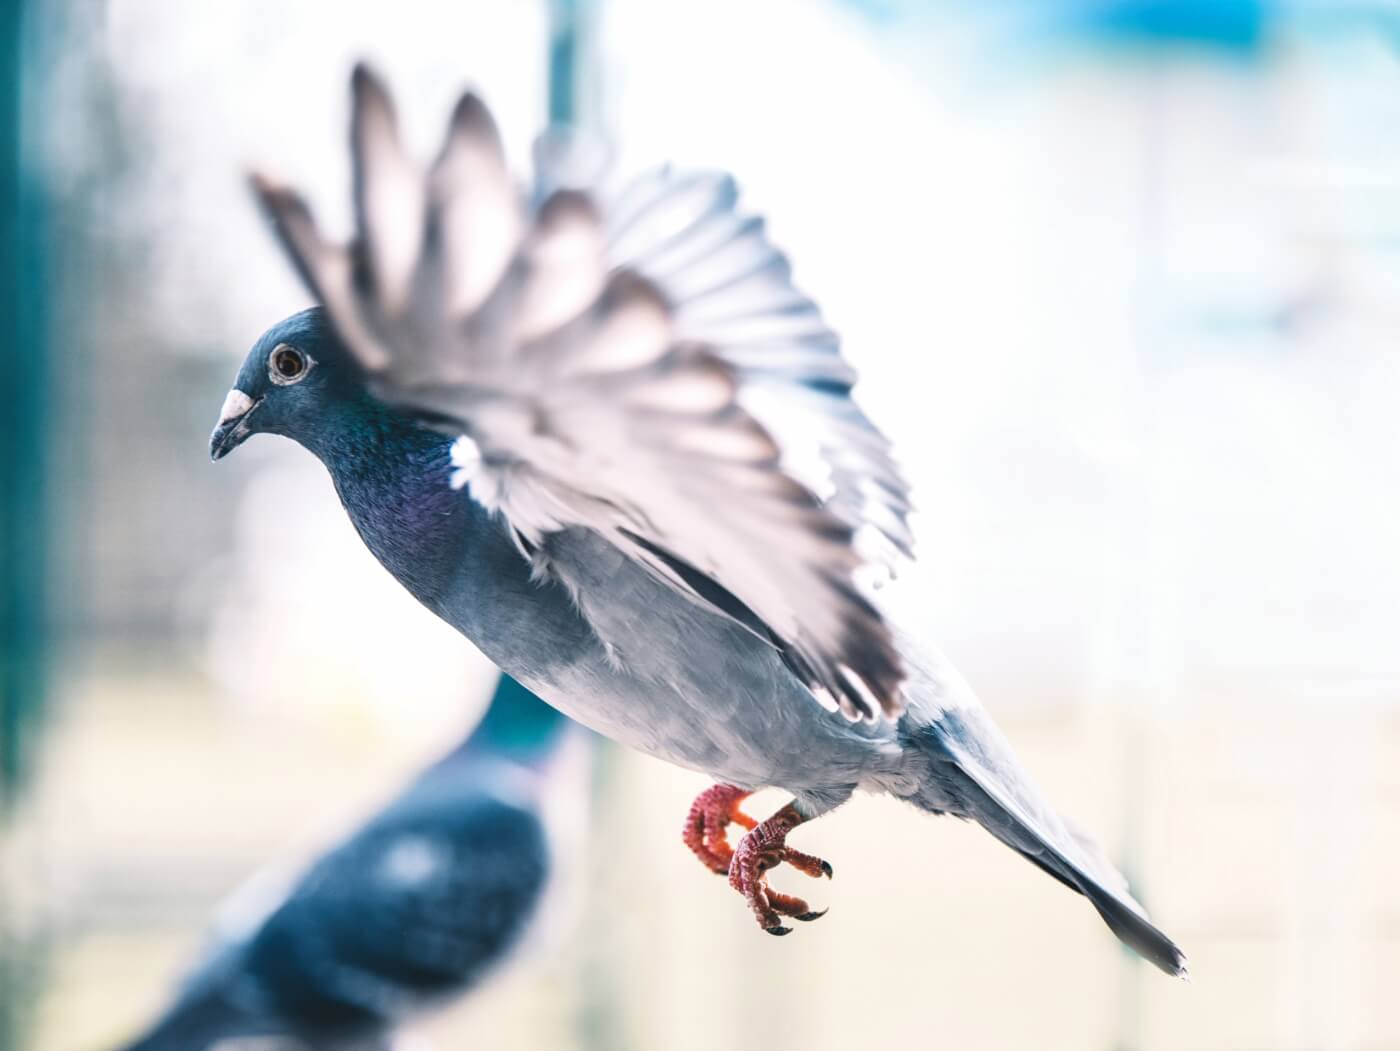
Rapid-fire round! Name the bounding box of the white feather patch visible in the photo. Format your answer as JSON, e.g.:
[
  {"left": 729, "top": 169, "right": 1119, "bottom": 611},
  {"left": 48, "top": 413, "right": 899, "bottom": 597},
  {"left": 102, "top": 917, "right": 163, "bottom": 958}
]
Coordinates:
[{"left": 448, "top": 435, "right": 482, "bottom": 490}]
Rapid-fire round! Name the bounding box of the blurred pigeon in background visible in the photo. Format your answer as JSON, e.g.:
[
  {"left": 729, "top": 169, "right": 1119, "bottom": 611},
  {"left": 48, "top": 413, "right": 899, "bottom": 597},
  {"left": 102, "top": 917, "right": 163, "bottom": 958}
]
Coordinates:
[
  {"left": 115, "top": 675, "right": 589, "bottom": 1051},
  {"left": 210, "top": 66, "right": 1185, "bottom": 975}
]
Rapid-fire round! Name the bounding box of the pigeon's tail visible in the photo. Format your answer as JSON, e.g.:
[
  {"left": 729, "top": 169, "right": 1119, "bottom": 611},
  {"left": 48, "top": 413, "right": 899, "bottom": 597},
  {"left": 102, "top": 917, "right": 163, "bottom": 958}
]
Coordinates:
[
  {"left": 111, "top": 991, "right": 267, "bottom": 1051},
  {"left": 898, "top": 701, "right": 1187, "bottom": 979}
]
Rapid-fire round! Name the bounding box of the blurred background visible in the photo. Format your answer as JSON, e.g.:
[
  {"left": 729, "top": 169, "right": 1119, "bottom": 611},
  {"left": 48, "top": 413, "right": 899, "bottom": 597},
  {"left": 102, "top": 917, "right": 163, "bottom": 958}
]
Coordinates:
[{"left": 4, "top": 0, "right": 1400, "bottom": 1048}]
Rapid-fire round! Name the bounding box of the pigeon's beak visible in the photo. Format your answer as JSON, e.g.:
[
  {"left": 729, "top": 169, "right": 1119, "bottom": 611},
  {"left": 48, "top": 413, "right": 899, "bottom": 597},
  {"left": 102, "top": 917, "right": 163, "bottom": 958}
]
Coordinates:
[{"left": 209, "top": 389, "right": 263, "bottom": 461}]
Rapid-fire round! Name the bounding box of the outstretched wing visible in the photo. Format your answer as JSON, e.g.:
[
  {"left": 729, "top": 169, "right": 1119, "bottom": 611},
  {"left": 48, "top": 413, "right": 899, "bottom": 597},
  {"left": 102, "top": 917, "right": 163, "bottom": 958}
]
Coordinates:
[{"left": 251, "top": 65, "right": 913, "bottom": 720}]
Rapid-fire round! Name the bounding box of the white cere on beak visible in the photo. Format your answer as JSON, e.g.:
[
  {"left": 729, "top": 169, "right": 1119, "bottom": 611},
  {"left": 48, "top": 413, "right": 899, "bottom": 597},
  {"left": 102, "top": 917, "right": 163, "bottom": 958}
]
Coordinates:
[
  {"left": 449, "top": 435, "right": 481, "bottom": 490},
  {"left": 218, "top": 388, "right": 256, "bottom": 426}
]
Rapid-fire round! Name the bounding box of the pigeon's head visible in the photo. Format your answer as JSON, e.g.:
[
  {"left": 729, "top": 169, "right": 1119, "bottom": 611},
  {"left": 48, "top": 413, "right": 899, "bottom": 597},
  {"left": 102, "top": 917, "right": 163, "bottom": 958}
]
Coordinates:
[{"left": 209, "top": 306, "right": 357, "bottom": 461}]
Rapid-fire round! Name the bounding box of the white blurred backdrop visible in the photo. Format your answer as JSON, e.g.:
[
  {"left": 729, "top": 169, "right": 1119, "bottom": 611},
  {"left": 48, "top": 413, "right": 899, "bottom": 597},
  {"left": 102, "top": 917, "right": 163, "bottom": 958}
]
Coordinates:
[{"left": 8, "top": 1, "right": 1400, "bottom": 1049}]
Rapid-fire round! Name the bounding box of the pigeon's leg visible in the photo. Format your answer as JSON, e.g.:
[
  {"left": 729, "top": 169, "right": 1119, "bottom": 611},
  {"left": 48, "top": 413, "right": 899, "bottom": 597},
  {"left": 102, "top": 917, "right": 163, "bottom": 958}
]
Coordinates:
[
  {"left": 728, "top": 801, "right": 833, "bottom": 935},
  {"left": 682, "top": 783, "right": 757, "bottom": 875}
]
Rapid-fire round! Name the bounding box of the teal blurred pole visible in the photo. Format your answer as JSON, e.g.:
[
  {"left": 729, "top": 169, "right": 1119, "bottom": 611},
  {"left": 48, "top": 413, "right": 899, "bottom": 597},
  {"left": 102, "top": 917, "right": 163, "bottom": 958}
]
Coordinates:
[
  {"left": 548, "top": 0, "right": 601, "bottom": 130},
  {"left": 0, "top": 0, "right": 47, "bottom": 1045},
  {"left": 0, "top": 0, "right": 47, "bottom": 807}
]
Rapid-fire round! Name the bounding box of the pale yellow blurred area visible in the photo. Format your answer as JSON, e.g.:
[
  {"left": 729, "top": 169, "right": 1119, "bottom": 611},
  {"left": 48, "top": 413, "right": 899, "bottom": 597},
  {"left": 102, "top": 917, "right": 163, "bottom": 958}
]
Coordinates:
[{"left": 16, "top": 661, "right": 1400, "bottom": 1051}]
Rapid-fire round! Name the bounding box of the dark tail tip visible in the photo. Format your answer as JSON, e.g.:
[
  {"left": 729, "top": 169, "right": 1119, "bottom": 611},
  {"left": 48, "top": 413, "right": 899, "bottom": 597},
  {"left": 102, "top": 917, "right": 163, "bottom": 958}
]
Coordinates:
[{"left": 1082, "top": 882, "right": 1189, "bottom": 978}]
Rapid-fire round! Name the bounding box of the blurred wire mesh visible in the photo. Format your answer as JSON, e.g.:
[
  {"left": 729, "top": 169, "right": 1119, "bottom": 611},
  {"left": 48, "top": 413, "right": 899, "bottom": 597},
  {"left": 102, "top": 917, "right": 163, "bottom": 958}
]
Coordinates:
[{"left": 3, "top": 0, "right": 1400, "bottom": 1048}]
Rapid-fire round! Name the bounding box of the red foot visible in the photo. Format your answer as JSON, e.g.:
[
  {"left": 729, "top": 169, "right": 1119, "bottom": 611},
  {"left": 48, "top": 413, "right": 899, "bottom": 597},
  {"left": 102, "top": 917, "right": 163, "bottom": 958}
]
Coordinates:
[
  {"left": 682, "top": 784, "right": 757, "bottom": 875},
  {"left": 727, "top": 802, "right": 833, "bottom": 935}
]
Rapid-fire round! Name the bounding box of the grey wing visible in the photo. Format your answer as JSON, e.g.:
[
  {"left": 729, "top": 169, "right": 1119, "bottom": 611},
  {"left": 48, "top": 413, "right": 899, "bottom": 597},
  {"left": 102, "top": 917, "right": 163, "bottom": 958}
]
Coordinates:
[
  {"left": 250, "top": 66, "right": 915, "bottom": 721},
  {"left": 597, "top": 163, "right": 915, "bottom": 570}
]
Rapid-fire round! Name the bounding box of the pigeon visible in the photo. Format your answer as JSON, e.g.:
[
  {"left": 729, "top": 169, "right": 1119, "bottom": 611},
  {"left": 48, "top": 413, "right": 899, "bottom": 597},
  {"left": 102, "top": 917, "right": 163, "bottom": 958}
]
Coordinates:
[
  {"left": 210, "top": 65, "right": 1186, "bottom": 976},
  {"left": 114, "top": 675, "right": 589, "bottom": 1051}
]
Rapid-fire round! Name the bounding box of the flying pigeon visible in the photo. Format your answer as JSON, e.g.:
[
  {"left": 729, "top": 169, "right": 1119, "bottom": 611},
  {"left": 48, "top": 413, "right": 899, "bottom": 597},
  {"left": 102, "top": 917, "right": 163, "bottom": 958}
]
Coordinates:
[
  {"left": 210, "top": 65, "right": 1185, "bottom": 976},
  {"left": 114, "top": 675, "right": 589, "bottom": 1051}
]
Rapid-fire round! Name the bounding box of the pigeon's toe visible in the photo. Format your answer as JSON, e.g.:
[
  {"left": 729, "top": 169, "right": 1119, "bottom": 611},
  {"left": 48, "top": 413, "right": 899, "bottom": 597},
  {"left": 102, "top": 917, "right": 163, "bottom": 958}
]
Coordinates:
[
  {"left": 725, "top": 802, "right": 831, "bottom": 935},
  {"left": 682, "top": 783, "right": 757, "bottom": 876}
]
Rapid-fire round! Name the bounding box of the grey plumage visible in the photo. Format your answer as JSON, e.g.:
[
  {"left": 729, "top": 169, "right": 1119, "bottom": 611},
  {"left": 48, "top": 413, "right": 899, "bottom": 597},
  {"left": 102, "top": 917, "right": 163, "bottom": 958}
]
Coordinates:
[
  {"left": 212, "top": 67, "right": 1186, "bottom": 977},
  {"left": 115, "top": 676, "right": 587, "bottom": 1051}
]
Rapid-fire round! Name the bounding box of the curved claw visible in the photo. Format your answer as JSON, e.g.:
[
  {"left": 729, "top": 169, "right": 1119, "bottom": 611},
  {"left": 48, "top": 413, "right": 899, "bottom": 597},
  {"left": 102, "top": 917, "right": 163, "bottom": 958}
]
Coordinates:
[
  {"left": 795, "top": 909, "right": 828, "bottom": 922},
  {"left": 820, "top": 860, "right": 834, "bottom": 879},
  {"left": 765, "top": 925, "right": 792, "bottom": 936}
]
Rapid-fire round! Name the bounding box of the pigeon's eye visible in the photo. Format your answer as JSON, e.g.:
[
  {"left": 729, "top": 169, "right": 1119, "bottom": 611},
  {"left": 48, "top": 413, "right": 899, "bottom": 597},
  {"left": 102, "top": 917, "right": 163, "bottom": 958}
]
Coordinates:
[{"left": 268, "top": 344, "right": 312, "bottom": 386}]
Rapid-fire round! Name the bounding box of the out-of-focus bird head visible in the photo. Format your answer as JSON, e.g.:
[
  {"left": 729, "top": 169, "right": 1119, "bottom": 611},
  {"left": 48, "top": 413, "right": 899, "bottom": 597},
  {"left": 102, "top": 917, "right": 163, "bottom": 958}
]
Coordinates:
[{"left": 209, "top": 306, "right": 354, "bottom": 461}]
